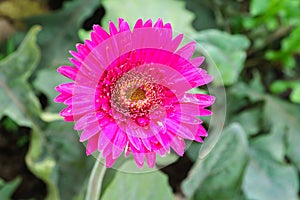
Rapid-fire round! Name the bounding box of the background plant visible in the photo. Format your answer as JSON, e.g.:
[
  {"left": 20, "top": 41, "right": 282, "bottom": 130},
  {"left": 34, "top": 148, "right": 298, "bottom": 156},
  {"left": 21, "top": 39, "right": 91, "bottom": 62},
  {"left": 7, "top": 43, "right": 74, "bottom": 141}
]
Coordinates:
[{"left": 0, "top": 0, "right": 299, "bottom": 199}]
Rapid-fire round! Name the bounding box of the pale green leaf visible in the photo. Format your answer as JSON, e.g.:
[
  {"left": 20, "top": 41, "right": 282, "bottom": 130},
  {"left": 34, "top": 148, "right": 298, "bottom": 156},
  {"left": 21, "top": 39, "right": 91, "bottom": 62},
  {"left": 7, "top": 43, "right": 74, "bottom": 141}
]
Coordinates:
[
  {"left": 101, "top": 161, "right": 174, "bottom": 200},
  {"left": 250, "top": 0, "right": 269, "bottom": 16},
  {"left": 43, "top": 121, "right": 94, "bottom": 200},
  {"left": 102, "top": 0, "right": 195, "bottom": 34},
  {"left": 194, "top": 29, "right": 250, "bottom": 86},
  {"left": 181, "top": 123, "right": 249, "bottom": 199},
  {"left": 0, "top": 25, "right": 41, "bottom": 127},
  {"left": 25, "top": 0, "right": 100, "bottom": 69},
  {"left": 78, "top": 29, "right": 91, "bottom": 42},
  {"left": 25, "top": 128, "right": 59, "bottom": 200},
  {"left": 233, "top": 80, "right": 300, "bottom": 170},
  {"left": 230, "top": 108, "right": 261, "bottom": 136},
  {"left": 290, "top": 84, "right": 300, "bottom": 103},
  {"left": 0, "top": 177, "right": 22, "bottom": 200},
  {"left": 243, "top": 131, "right": 298, "bottom": 200}
]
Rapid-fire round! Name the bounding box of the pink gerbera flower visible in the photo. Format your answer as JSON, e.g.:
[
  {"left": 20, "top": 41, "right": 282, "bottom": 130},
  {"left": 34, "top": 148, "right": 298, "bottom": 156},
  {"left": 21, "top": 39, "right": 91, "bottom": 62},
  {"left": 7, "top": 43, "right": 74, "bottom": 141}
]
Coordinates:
[{"left": 55, "top": 18, "right": 215, "bottom": 168}]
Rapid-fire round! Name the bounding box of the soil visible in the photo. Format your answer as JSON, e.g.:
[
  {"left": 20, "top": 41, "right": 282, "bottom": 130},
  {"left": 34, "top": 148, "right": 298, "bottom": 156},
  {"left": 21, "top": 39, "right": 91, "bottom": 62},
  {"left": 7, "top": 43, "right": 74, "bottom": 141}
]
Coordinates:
[
  {"left": 160, "top": 155, "right": 194, "bottom": 194},
  {"left": 0, "top": 118, "right": 46, "bottom": 199}
]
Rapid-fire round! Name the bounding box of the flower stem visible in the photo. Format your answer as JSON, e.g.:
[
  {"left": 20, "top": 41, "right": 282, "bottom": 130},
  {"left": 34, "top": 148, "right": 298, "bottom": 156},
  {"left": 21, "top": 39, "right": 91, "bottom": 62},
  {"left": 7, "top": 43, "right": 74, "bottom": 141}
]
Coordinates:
[{"left": 85, "top": 153, "right": 107, "bottom": 200}]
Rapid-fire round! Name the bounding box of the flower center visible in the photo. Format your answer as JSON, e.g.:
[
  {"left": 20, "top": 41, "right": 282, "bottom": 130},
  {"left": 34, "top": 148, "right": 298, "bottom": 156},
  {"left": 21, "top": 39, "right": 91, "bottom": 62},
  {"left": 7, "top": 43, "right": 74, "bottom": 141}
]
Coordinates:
[
  {"left": 128, "top": 87, "right": 146, "bottom": 101},
  {"left": 110, "top": 71, "right": 164, "bottom": 125}
]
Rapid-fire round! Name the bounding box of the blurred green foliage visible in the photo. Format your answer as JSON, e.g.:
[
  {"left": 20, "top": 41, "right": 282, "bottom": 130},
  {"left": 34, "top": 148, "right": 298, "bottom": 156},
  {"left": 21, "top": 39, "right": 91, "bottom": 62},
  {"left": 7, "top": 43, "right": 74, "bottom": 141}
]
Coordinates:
[{"left": 0, "top": 0, "right": 299, "bottom": 200}]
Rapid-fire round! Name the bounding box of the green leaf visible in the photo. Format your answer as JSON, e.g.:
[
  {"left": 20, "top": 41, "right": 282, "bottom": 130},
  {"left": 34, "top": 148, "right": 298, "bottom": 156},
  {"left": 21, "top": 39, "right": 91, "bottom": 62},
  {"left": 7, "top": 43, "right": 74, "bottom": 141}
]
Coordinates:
[
  {"left": 25, "top": 0, "right": 100, "bottom": 69},
  {"left": 181, "top": 123, "right": 249, "bottom": 199},
  {"left": 233, "top": 80, "right": 300, "bottom": 170},
  {"left": 290, "top": 84, "right": 300, "bottom": 103},
  {"left": 250, "top": 0, "right": 269, "bottom": 16},
  {"left": 101, "top": 0, "right": 195, "bottom": 34},
  {"left": 185, "top": 0, "right": 217, "bottom": 30},
  {"left": 0, "top": 25, "right": 41, "bottom": 127},
  {"left": 33, "top": 68, "right": 69, "bottom": 113},
  {"left": 242, "top": 132, "right": 298, "bottom": 200},
  {"left": 270, "top": 80, "right": 296, "bottom": 94},
  {"left": 78, "top": 29, "right": 91, "bottom": 42},
  {"left": 101, "top": 161, "right": 174, "bottom": 200},
  {"left": 186, "top": 142, "right": 202, "bottom": 162},
  {"left": 0, "top": 177, "right": 22, "bottom": 200},
  {"left": 43, "top": 121, "right": 94, "bottom": 200},
  {"left": 266, "top": 25, "right": 300, "bottom": 69},
  {"left": 230, "top": 108, "right": 261, "bottom": 136},
  {"left": 194, "top": 29, "right": 250, "bottom": 86},
  {"left": 264, "top": 97, "right": 300, "bottom": 170},
  {"left": 25, "top": 127, "right": 59, "bottom": 200}
]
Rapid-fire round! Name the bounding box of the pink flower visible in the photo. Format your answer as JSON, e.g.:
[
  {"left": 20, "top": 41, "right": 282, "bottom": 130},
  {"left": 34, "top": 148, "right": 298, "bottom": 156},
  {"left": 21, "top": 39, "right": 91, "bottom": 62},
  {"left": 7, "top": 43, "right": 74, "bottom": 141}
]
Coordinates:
[{"left": 55, "top": 18, "right": 215, "bottom": 168}]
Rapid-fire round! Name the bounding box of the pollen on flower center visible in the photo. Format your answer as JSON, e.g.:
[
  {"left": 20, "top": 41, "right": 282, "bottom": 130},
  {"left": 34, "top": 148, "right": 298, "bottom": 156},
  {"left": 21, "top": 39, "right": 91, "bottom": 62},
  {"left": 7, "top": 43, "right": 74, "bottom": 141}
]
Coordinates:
[{"left": 129, "top": 87, "right": 146, "bottom": 101}]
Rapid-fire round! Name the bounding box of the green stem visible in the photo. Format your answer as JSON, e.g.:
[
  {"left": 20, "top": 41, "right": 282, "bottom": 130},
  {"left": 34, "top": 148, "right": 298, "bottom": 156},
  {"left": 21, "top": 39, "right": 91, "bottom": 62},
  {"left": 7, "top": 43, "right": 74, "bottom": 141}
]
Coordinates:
[{"left": 85, "top": 153, "right": 107, "bottom": 200}]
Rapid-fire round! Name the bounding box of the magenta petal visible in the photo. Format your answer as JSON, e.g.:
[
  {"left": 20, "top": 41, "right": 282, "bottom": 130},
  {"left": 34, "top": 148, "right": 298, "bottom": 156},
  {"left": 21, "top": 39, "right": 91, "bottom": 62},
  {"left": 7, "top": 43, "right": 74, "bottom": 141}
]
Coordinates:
[
  {"left": 112, "top": 145, "right": 123, "bottom": 160},
  {"left": 197, "top": 124, "right": 208, "bottom": 137},
  {"left": 103, "top": 143, "right": 113, "bottom": 157},
  {"left": 145, "top": 152, "right": 156, "bottom": 168},
  {"left": 165, "top": 118, "right": 195, "bottom": 140},
  {"left": 127, "top": 135, "right": 142, "bottom": 151},
  {"left": 199, "top": 108, "right": 213, "bottom": 116},
  {"left": 69, "top": 50, "right": 85, "bottom": 61},
  {"left": 168, "top": 34, "right": 183, "bottom": 51},
  {"left": 76, "top": 44, "right": 90, "bottom": 56},
  {"left": 74, "top": 113, "right": 100, "bottom": 130},
  {"left": 164, "top": 23, "right": 172, "bottom": 29},
  {"left": 113, "top": 128, "right": 127, "bottom": 149},
  {"left": 93, "top": 25, "right": 109, "bottom": 40},
  {"left": 170, "top": 136, "right": 185, "bottom": 156},
  {"left": 98, "top": 133, "right": 110, "bottom": 151},
  {"left": 184, "top": 93, "right": 215, "bottom": 107},
  {"left": 176, "top": 41, "right": 196, "bottom": 59},
  {"left": 57, "top": 66, "right": 78, "bottom": 80},
  {"left": 86, "top": 135, "right": 98, "bottom": 155},
  {"left": 154, "top": 18, "right": 163, "bottom": 28},
  {"left": 91, "top": 31, "right": 103, "bottom": 44},
  {"left": 119, "top": 20, "right": 130, "bottom": 32},
  {"left": 141, "top": 137, "right": 152, "bottom": 151},
  {"left": 132, "top": 147, "right": 145, "bottom": 168},
  {"left": 190, "top": 56, "right": 205, "bottom": 67},
  {"left": 109, "top": 21, "right": 118, "bottom": 35},
  {"left": 134, "top": 18, "right": 143, "bottom": 29},
  {"left": 55, "top": 82, "right": 74, "bottom": 93},
  {"left": 105, "top": 153, "right": 116, "bottom": 168},
  {"left": 54, "top": 93, "right": 71, "bottom": 103},
  {"left": 143, "top": 19, "right": 152, "bottom": 27},
  {"left": 79, "top": 121, "right": 101, "bottom": 142},
  {"left": 69, "top": 58, "right": 82, "bottom": 68}
]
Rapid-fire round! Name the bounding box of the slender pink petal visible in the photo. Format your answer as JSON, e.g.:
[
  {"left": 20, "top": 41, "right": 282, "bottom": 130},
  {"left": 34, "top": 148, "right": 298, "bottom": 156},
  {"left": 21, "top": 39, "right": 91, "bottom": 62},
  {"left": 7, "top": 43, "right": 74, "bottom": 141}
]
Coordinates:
[
  {"left": 57, "top": 66, "right": 78, "bottom": 80},
  {"left": 169, "top": 135, "right": 185, "bottom": 156},
  {"left": 176, "top": 42, "right": 196, "bottom": 60},
  {"left": 154, "top": 18, "right": 163, "bottom": 28},
  {"left": 190, "top": 56, "right": 205, "bottom": 67},
  {"left": 134, "top": 19, "right": 143, "bottom": 29},
  {"left": 105, "top": 153, "right": 116, "bottom": 168},
  {"left": 93, "top": 25, "right": 109, "bottom": 40},
  {"left": 86, "top": 135, "right": 98, "bottom": 155},
  {"left": 109, "top": 21, "right": 118, "bottom": 35},
  {"left": 143, "top": 19, "right": 152, "bottom": 27},
  {"left": 164, "top": 23, "right": 172, "bottom": 29},
  {"left": 145, "top": 152, "right": 156, "bottom": 168},
  {"left": 119, "top": 20, "right": 130, "bottom": 32}
]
